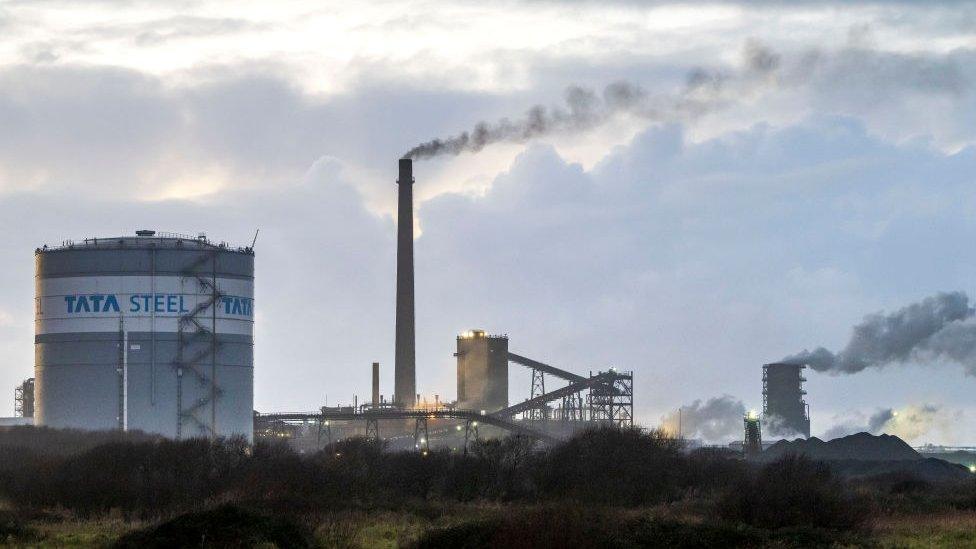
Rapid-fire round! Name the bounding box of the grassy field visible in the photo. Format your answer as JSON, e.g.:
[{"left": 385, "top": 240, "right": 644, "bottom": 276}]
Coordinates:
[
  {"left": 873, "top": 511, "right": 976, "bottom": 548},
  {"left": 3, "top": 505, "right": 976, "bottom": 547}
]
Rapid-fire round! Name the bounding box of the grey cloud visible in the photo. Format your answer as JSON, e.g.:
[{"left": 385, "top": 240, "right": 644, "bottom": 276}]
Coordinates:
[{"left": 130, "top": 16, "right": 265, "bottom": 46}]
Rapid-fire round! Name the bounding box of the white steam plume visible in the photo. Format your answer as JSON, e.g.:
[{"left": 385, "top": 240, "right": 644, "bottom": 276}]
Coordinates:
[{"left": 662, "top": 395, "right": 746, "bottom": 442}]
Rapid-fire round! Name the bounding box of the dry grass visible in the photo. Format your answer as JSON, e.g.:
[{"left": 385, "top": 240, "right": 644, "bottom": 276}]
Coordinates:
[{"left": 873, "top": 510, "right": 976, "bottom": 548}]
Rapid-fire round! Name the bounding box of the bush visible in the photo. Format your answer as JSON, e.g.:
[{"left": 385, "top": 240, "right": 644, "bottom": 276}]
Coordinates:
[
  {"left": 532, "top": 426, "right": 684, "bottom": 505},
  {"left": 2, "top": 437, "right": 250, "bottom": 516},
  {"left": 719, "top": 454, "right": 872, "bottom": 531},
  {"left": 0, "top": 510, "right": 37, "bottom": 544}
]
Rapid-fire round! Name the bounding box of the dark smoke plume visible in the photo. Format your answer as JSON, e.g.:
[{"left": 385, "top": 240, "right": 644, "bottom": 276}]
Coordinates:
[
  {"left": 663, "top": 395, "right": 746, "bottom": 442},
  {"left": 783, "top": 291, "right": 976, "bottom": 375},
  {"left": 403, "top": 38, "right": 970, "bottom": 160},
  {"left": 403, "top": 42, "right": 781, "bottom": 160}
]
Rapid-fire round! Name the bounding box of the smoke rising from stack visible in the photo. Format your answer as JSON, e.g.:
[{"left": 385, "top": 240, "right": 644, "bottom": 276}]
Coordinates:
[
  {"left": 403, "top": 41, "right": 781, "bottom": 160},
  {"left": 823, "top": 404, "right": 955, "bottom": 442},
  {"left": 403, "top": 38, "right": 970, "bottom": 160},
  {"left": 783, "top": 291, "right": 976, "bottom": 375},
  {"left": 663, "top": 395, "right": 746, "bottom": 442},
  {"left": 763, "top": 414, "right": 807, "bottom": 439}
]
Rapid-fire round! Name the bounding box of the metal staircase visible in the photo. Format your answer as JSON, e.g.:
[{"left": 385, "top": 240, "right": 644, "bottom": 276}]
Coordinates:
[{"left": 173, "top": 249, "right": 224, "bottom": 438}]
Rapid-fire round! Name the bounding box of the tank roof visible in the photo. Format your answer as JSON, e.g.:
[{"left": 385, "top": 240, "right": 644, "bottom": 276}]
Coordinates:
[{"left": 36, "top": 231, "right": 254, "bottom": 255}]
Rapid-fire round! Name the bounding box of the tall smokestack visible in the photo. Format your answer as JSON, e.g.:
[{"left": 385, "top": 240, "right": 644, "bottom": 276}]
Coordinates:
[
  {"left": 372, "top": 362, "right": 380, "bottom": 408},
  {"left": 394, "top": 158, "right": 416, "bottom": 408}
]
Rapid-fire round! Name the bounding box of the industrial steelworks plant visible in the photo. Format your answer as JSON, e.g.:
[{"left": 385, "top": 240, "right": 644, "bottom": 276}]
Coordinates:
[
  {"left": 253, "top": 158, "right": 634, "bottom": 449},
  {"left": 24, "top": 158, "right": 633, "bottom": 448}
]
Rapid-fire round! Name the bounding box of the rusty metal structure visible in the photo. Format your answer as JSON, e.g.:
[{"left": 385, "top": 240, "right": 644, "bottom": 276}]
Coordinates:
[{"left": 14, "top": 378, "right": 34, "bottom": 418}]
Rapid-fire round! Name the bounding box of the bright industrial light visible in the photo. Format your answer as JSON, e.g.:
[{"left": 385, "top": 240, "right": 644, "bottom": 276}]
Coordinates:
[
  {"left": 456, "top": 425, "right": 462, "bottom": 431},
  {"left": 746, "top": 410, "right": 759, "bottom": 421},
  {"left": 970, "top": 464, "right": 976, "bottom": 474}
]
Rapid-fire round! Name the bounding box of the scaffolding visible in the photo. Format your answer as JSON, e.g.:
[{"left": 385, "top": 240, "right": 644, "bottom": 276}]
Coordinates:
[
  {"left": 14, "top": 378, "right": 34, "bottom": 418},
  {"left": 588, "top": 370, "right": 634, "bottom": 427}
]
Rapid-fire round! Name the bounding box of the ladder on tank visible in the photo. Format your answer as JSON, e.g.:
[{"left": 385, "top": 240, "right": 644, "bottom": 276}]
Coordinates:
[{"left": 173, "top": 249, "right": 225, "bottom": 439}]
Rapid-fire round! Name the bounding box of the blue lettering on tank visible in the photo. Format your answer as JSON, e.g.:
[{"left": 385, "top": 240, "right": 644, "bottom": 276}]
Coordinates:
[
  {"left": 64, "top": 295, "right": 77, "bottom": 313},
  {"left": 90, "top": 295, "right": 104, "bottom": 312},
  {"left": 166, "top": 295, "right": 177, "bottom": 313},
  {"left": 75, "top": 295, "right": 91, "bottom": 313},
  {"left": 180, "top": 296, "right": 188, "bottom": 313},
  {"left": 130, "top": 295, "right": 140, "bottom": 312},
  {"left": 154, "top": 295, "right": 164, "bottom": 313},
  {"left": 103, "top": 294, "right": 121, "bottom": 313}
]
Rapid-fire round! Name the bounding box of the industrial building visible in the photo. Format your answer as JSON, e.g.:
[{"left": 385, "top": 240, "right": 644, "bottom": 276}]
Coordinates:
[
  {"left": 16, "top": 158, "right": 634, "bottom": 448},
  {"left": 456, "top": 330, "right": 509, "bottom": 413},
  {"left": 14, "top": 377, "right": 34, "bottom": 418},
  {"left": 743, "top": 410, "right": 762, "bottom": 457},
  {"left": 251, "top": 158, "right": 635, "bottom": 448},
  {"left": 34, "top": 231, "right": 254, "bottom": 440},
  {"left": 762, "top": 362, "right": 810, "bottom": 438}
]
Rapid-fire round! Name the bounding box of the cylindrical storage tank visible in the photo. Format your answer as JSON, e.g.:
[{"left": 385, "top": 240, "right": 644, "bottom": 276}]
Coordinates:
[{"left": 34, "top": 231, "right": 254, "bottom": 440}]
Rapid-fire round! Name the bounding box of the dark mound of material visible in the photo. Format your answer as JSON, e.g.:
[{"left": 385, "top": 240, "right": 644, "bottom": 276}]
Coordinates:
[
  {"left": 113, "top": 505, "right": 313, "bottom": 549},
  {"left": 919, "top": 450, "right": 976, "bottom": 468},
  {"left": 832, "top": 457, "right": 972, "bottom": 482},
  {"left": 762, "top": 432, "right": 921, "bottom": 462}
]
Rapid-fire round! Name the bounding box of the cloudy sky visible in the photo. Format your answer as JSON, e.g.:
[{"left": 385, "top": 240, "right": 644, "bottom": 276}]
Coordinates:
[{"left": 2, "top": 0, "right": 975, "bottom": 443}]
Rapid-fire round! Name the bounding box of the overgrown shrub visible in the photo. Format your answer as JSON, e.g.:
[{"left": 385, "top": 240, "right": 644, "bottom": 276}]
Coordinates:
[
  {"left": 532, "top": 426, "right": 684, "bottom": 505},
  {"left": 0, "top": 510, "right": 37, "bottom": 544},
  {"left": 719, "top": 454, "right": 872, "bottom": 531}
]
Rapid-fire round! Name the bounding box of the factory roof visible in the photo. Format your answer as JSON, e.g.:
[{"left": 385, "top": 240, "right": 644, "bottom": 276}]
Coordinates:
[{"left": 36, "top": 230, "right": 254, "bottom": 255}]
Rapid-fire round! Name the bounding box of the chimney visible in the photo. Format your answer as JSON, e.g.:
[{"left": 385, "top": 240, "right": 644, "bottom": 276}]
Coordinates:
[
  {"left": 372, "top": 362, "right": 380, "bottom": 408},
  {"left": 394, "top": 158, "right": 416, "bottom": 408}
]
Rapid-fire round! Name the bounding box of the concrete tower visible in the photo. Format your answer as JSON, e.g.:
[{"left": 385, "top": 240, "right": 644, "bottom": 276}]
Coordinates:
[
  {"left": 456, "top": 330, "right": 509, "bottom": 413},
  {"left": 395, "top": 159, "right": 416, "bottom": 408},
  {"left": 762, "top": 362, "right": 810, "bottom": 438}
]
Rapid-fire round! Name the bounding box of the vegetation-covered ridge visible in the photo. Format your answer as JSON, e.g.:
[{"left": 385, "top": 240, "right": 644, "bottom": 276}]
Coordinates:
[{"left": 0, "top": 426, "right": 973, "bottom": 547}]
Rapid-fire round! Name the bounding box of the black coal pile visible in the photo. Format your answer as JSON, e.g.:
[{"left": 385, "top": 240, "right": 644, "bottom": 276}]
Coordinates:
[
  {"left": 762, "top": 433, "right": 921, "bottom": 462},
  {"left": 760, "top": 433, "right": 972, "bottom": 482}
]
